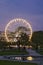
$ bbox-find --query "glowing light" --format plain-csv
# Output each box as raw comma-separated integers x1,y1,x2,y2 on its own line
29,45,32,49
5,18,32,42
14,38,18,42
27,56,33,61
15,57,22,60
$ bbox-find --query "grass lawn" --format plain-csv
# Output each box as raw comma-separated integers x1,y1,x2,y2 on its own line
0,49,28,55
0,60,37,65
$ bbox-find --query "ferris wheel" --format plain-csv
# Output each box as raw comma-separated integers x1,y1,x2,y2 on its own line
5,18,32,42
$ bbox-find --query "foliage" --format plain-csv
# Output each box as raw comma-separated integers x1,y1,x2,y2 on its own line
31,31,43,51
31,31,43,44
18,32,29,45
14,26,30,47
0,41,8,49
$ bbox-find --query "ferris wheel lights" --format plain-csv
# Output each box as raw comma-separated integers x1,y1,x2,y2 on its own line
5,18,32,42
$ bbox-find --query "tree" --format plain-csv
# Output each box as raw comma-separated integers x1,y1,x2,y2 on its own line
0,41,8,50
13,26,30,49
31,31,43,50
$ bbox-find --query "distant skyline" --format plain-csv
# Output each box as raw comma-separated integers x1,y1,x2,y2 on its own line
0,0,43,31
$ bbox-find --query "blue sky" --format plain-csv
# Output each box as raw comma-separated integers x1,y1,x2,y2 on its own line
0,0,43,31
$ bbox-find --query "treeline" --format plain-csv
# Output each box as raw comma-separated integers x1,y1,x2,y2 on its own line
31,31,43,48
0,31,43,49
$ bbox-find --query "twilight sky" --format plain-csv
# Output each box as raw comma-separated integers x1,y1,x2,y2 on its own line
0,0,43,31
